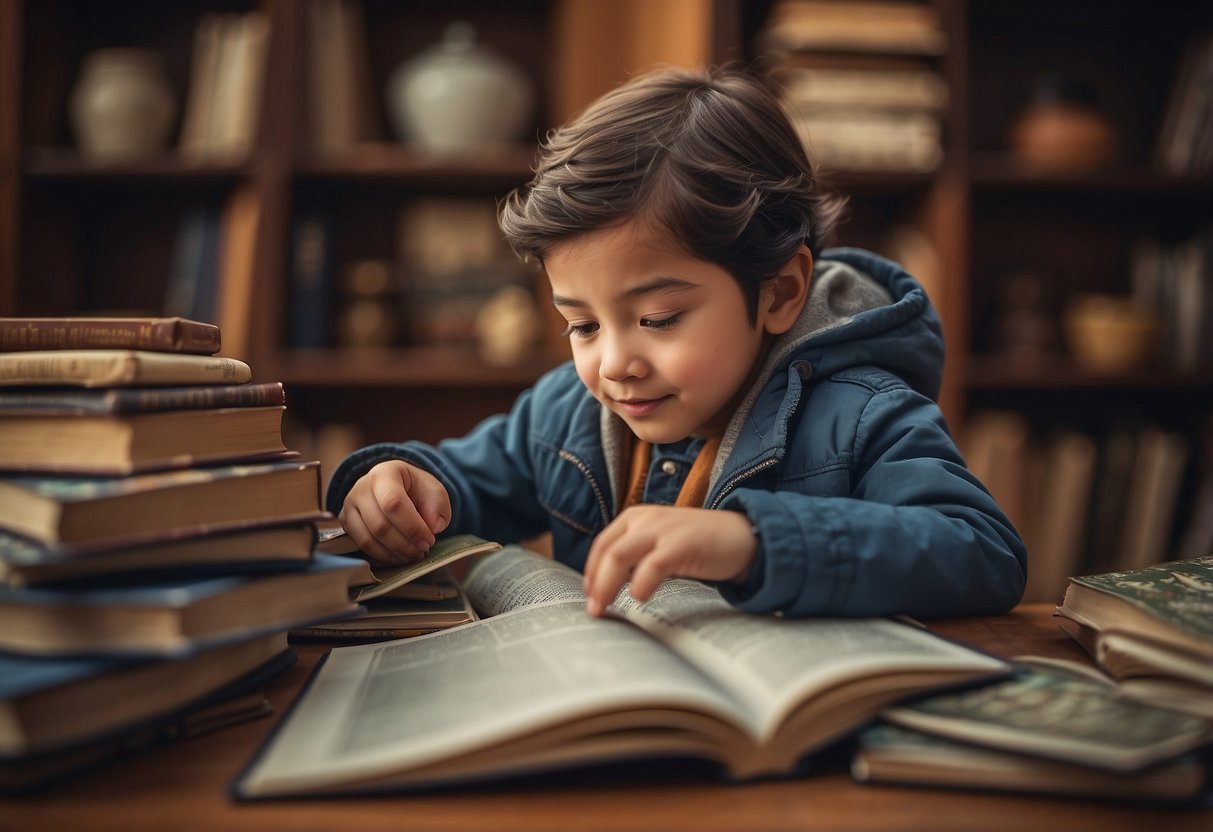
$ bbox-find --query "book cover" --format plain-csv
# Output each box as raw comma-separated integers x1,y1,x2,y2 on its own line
0,520,317,587
0,350,251,388
878,656,1213,773
0,553,366,656
0,381,285,415
0,459,326,548
851,723,1208,804
1062,555,1213,644
287,212,335,349
0,317,220,355
163,206,221,325
0,405,288,474
0,631,289,759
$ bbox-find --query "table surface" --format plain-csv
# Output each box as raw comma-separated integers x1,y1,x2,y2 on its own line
1,603,1209,832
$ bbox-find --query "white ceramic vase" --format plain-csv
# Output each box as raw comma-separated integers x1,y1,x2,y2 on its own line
387,22,535,152
69,48,176,160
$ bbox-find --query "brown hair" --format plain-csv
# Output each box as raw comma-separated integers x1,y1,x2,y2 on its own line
498,65,845,322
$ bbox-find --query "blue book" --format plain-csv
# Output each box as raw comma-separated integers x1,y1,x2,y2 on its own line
287,212,334,348
0,553,366,656
0,630,292,761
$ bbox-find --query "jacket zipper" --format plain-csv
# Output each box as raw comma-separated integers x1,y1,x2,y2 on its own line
558,449,612,528
708,457,780,510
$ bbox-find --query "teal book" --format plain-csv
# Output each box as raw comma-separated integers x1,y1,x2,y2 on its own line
1057,555,1213,693
0,553,366,656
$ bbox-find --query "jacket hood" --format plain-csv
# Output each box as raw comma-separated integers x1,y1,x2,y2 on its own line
768,246,944,398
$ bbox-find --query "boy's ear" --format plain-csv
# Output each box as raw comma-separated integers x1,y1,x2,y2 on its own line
761,245,813,335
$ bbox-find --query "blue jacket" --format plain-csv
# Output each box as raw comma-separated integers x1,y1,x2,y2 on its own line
327,248,1027,618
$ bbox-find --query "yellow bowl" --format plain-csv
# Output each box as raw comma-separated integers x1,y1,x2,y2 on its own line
1063,294,1159,373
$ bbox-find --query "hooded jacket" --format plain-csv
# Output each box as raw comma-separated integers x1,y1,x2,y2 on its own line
326,248,1027,618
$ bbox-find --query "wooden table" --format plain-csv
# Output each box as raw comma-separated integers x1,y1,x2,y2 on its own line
1,603,1208,832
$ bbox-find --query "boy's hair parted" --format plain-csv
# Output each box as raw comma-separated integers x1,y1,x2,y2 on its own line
498,65,846,322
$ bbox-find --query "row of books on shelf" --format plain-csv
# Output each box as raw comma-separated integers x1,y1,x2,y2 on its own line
962,409,1207,604
1131,227,1213,374
0,315,477,794
760,0,947,173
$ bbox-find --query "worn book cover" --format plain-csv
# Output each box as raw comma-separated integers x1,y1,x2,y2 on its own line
0,520,318,588
0,552,365,656
0,405,288,474
0,317,220,355
0,382,285,415
879,656,1213,773
0,459,326,548
0,350,251,387
0,631,290,759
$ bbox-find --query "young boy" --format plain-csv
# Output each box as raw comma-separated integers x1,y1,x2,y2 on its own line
328,66,1027,619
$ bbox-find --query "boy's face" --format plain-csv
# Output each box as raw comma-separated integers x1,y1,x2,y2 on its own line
545,219,773,443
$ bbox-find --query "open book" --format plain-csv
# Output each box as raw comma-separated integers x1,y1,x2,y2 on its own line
235,546,1009,797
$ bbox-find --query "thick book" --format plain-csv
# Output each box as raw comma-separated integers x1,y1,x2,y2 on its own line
852,724,1208,804
0,631,289,759
0,552,365,656
316,530,502,602
0,520,318,588
0,381,285,415
0,459,326,548
0,317,220,355
878,656,1213,774
1057,555,1213,692
233,546,1009,798
292,570,477,643
0,405,288,474
0,349,251,387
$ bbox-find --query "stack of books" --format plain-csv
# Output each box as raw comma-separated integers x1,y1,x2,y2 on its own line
853,557,1213,805
0,316,365,793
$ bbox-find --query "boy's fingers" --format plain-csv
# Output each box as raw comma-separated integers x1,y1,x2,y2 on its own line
374,473,435,550
402,466,452,536
342,504,416,565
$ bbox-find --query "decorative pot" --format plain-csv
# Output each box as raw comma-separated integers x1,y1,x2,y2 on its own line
387,22,535,152
69,48,176,160
1009,77,1116,170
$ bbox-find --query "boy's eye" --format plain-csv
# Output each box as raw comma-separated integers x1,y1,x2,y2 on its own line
561,322,599,338
640,313,682,331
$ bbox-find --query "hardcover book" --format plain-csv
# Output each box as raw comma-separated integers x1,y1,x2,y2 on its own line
0,350,251,387
0,552,365,656
0,459,326,548
234,546,1009,797
0,382,285,415
0,631,289,759
0,405,288,474
0,317,220,355
1057,555,1213,693
0,520,318,588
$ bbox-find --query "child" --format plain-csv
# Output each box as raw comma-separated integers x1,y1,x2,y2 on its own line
327,66,1027,619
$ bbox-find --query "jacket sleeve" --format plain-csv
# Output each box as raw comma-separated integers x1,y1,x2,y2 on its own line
324,386,551,545
717,384,1027,619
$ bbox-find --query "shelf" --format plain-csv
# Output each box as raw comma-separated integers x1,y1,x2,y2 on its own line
818,168,938,195
23,147,253,184
968,154,1213,194
295,143,537,188
965,355,1213,392
267,345,566,388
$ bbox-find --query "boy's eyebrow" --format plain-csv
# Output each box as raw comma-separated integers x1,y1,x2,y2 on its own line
551,276,697,308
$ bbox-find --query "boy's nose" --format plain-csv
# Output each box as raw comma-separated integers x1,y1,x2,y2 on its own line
599,334,646,381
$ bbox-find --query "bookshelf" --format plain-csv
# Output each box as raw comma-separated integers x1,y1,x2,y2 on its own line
2,1,1212,575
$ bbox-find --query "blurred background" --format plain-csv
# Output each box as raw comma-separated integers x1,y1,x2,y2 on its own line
2,0,1212,601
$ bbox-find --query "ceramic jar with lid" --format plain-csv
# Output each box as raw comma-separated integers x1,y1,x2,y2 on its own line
387,22,535,152
69,48,176,160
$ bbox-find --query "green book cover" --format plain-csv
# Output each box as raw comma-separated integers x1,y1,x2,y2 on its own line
1070,556,1213,642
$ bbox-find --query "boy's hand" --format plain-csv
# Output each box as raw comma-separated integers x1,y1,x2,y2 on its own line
338,460,451,566
582,506,756,617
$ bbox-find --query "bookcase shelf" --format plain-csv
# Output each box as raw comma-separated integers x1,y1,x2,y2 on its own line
268,345,564,389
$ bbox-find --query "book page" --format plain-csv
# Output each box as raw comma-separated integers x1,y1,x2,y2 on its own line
463,545,587,616
613,580,1009,743
237,598,753,796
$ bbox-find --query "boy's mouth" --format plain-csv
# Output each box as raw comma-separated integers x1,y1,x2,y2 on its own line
613,396,670,417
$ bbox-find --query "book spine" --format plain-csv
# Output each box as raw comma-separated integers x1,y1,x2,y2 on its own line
109,382,284,412
0,318,220,355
